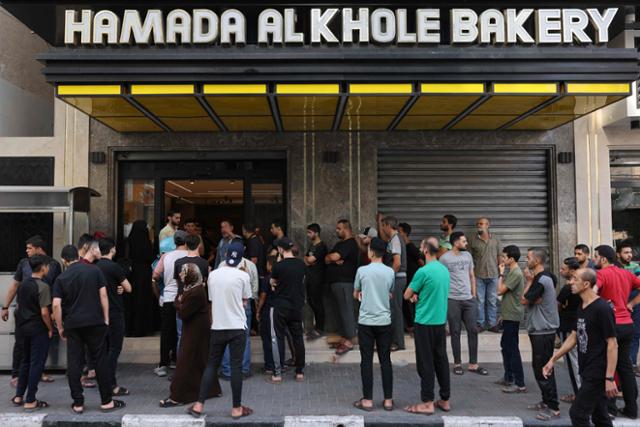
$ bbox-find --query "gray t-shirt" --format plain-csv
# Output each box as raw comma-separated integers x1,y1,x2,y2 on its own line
439,250,474,300
387,232,407,277
526,274,560,335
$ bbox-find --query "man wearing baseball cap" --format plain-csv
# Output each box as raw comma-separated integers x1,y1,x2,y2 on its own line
189,242,253,419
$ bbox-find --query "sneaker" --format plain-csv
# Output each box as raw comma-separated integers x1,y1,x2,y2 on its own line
502,385,527,394
154,366,168,377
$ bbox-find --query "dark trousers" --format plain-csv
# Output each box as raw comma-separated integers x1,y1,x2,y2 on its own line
358,323,393,400
66,324,112,406
330,282,356,340
16,332,50,403
306,277,325,332
447,298,478,364
272,307,305,376
529,333,559,411
570,377,613,427
415,323,450,402
198,329,245,408
160,302,177,367
630,289,640,366
106,314,125,389
608,324,638,417
259,307,275,371
391,276,406,349
12,332,24,377
500,320,525,387
559,331,580,394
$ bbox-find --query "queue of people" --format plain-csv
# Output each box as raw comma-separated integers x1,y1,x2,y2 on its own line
3,210,640,426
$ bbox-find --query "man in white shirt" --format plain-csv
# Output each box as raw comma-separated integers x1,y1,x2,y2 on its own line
220,257,259,379
189,242,253,420
152,231,188,377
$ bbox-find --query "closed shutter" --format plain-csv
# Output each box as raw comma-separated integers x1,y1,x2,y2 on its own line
377,149,551,256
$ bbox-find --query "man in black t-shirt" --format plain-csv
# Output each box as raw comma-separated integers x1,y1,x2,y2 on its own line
269,238,306,383
556,257,582,403
399,222,424,332
96,238,132,397
543,268,618,427
13,255,53,410
325,219,359,355
243,223,266,277
174,234,210,295
2,235,61,384
52,245,125,414
304,223,328,338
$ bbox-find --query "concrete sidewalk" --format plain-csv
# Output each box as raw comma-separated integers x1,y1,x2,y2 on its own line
0,362,638,426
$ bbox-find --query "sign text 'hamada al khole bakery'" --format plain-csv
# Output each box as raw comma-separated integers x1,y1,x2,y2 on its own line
64,7,619,46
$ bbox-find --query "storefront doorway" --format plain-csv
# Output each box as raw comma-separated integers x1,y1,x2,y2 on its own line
610,150,640,251
118,152,286,248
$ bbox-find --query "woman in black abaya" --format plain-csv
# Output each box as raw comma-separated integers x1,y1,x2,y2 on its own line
125,220,157,337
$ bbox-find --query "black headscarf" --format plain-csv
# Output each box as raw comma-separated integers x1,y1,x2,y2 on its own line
127,220,154,263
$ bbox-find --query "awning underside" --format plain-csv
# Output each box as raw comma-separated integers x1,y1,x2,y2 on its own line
56,82,631,132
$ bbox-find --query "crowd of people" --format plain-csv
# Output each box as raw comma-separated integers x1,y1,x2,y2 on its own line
3,211,640,425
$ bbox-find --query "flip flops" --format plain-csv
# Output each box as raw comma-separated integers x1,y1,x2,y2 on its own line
436,400,451,412
101,399,126,413
383,400,394,411
11,396,22,406
24,400,49,412
40,375,55,383
159,398,183,408
231,406,253,419
468,366,489,376
71,403,84,414
187,405,203,418
403,404,434,416
353,399,374,412
112,386,130,396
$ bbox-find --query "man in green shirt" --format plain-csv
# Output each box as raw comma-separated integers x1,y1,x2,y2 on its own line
403,239,450,415
497,245,526,394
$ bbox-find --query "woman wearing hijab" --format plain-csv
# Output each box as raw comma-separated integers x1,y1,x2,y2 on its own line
160,263,221,407
126,220,156,337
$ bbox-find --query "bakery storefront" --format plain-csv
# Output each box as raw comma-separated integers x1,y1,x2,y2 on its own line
2,0,639,270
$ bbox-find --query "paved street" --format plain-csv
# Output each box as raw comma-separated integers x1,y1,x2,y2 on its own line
1,361,633,426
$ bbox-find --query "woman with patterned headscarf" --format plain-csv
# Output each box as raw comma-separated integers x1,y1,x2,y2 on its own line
159,263,221,407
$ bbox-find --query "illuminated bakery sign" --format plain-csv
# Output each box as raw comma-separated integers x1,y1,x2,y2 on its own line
64,7,618,46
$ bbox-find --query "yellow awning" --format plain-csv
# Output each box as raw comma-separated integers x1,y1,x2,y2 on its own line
56,82,631,133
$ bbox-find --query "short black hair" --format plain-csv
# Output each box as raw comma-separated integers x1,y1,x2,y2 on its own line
369,237,387,258
167,210,180,218
174,233,187,247
185,234,200,250
528,247,548,266
61,245,79,262
574,244,590,255
77,233,93,250
242,223,255,233
618,240,634,253
307,223,321,234
563,256,581,271
337,219,352,229
398,222,411,236
184,218,196,226
25,235,46,250
450,231,465,246
28,255,50,272
271,220,285,231
98,237,116,255
502,245,521,262
595,245,616,264
443,214,458,229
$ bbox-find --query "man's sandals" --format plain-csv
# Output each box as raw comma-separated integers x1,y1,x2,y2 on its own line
24,400,49,412
187,405,253,419
335,344,353,356
159,398,183,408
404,401,449,415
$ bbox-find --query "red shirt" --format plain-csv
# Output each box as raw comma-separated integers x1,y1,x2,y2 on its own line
596,266,640,325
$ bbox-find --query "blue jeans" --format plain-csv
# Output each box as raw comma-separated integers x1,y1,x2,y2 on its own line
221,302,252,376
476,277,498,328
630,290,640,366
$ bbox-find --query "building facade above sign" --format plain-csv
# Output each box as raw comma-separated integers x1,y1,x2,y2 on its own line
64,7,619,47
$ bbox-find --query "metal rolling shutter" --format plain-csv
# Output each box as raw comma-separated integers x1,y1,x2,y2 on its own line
377,149,551,255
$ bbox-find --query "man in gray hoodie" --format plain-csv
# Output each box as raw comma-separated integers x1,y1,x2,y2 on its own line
523,248,560,422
